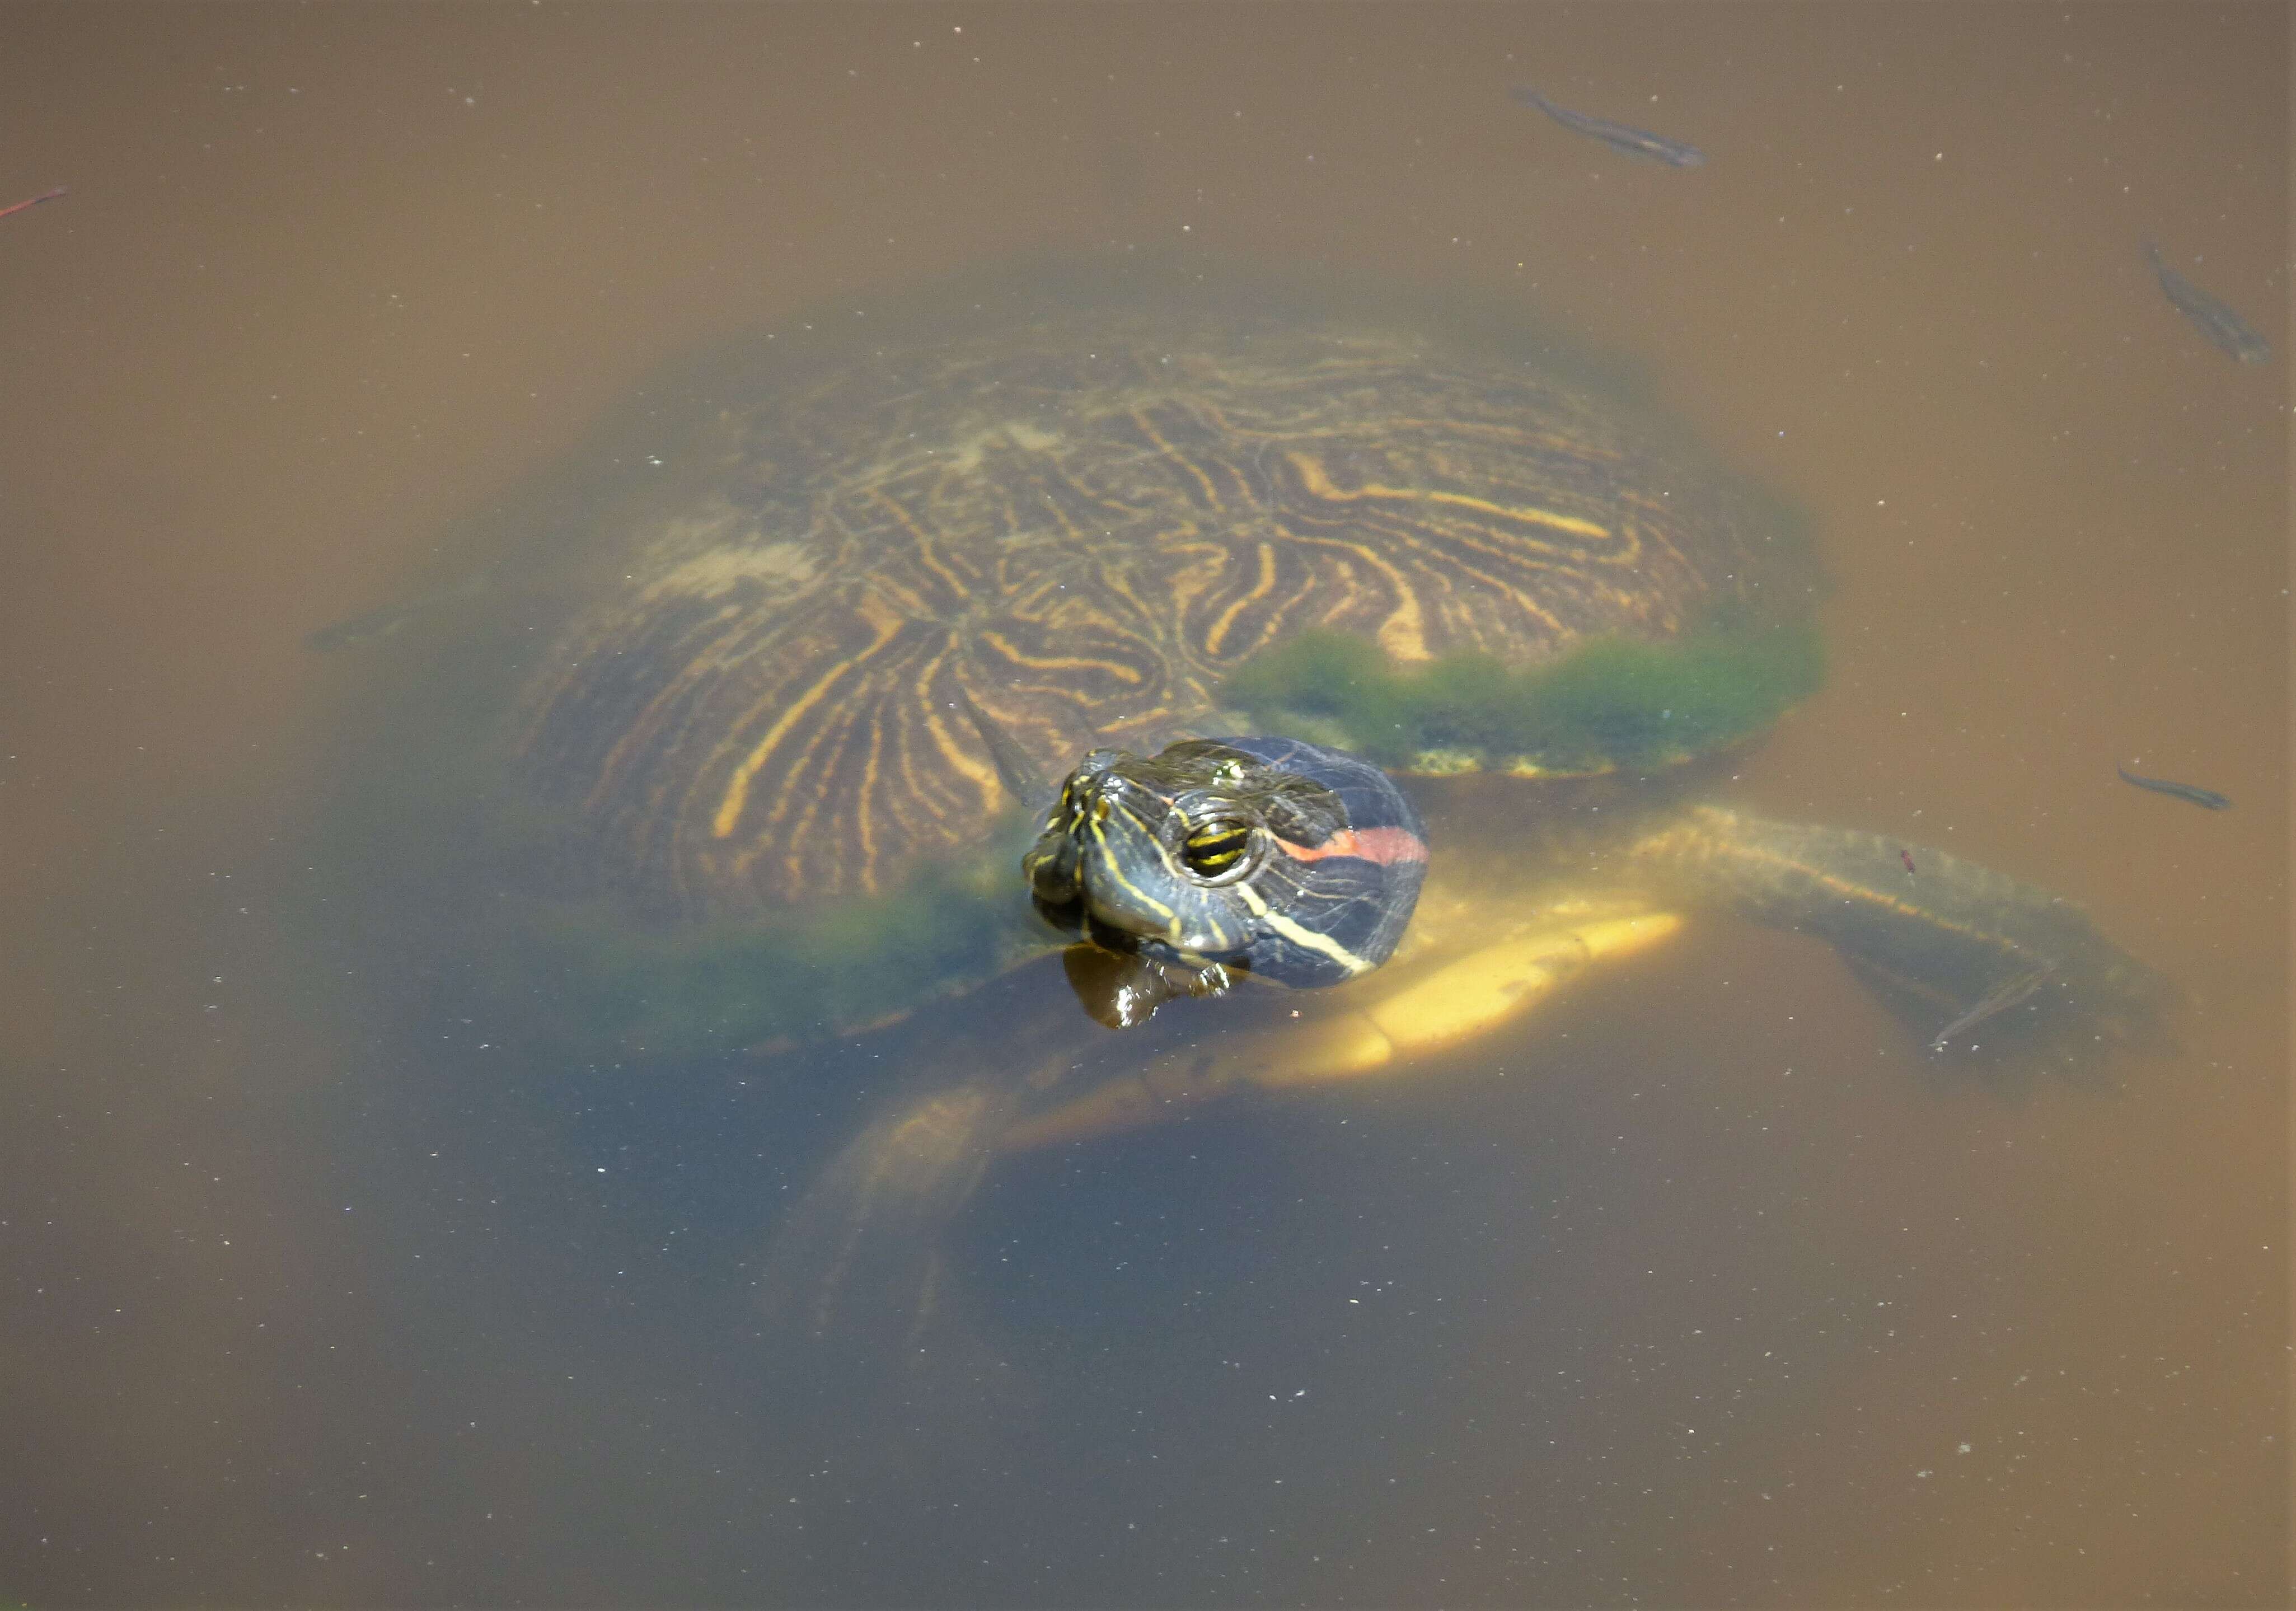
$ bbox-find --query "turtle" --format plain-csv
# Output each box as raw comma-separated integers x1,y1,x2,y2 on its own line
324,260,2164,1364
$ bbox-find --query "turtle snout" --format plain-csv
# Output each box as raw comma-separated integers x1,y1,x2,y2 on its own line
1023,827,1084,906
1022,752,1132,908
1022,769,1183,939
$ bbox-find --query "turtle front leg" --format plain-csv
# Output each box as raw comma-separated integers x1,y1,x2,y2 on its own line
998,907,1685,1154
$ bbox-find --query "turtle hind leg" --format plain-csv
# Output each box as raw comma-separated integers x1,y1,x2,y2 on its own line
1636,806,2172,1065
753,1081,1029,1421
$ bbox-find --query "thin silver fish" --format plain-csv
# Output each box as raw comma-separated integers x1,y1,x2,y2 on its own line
1510,87,1705,168
1929,962,2058,1055
2117,764,2231,811
2144,241,2270,365
304,567,494,653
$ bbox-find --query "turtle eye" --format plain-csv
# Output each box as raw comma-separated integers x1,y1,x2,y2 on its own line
1182,818,1254,882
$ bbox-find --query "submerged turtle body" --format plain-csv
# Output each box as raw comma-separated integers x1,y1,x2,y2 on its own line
484,275,1821,1049
332,262,2163,1373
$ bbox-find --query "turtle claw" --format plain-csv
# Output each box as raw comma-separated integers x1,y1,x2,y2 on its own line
1059,943,1233,1029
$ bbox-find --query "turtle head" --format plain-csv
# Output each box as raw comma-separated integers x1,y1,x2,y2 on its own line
1024,743,1268,962
1022,737,1428,987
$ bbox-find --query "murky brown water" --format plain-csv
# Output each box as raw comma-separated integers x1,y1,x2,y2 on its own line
2,4,2284,1606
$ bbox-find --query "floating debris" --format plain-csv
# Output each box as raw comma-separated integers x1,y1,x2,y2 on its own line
0,185,67,222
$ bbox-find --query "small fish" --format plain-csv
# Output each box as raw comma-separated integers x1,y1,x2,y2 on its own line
1929,962,2057,1055
1899,848,1917,877
2117,764,2231,811
303,598,427,653
2144,241,2270,365
0,185,67,222
1510,87,1706,168
304,568,494,653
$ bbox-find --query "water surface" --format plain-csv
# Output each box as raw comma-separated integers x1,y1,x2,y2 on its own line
1,5,2284,1606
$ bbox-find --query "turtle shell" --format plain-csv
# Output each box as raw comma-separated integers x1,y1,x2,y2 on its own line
508,278,1820,941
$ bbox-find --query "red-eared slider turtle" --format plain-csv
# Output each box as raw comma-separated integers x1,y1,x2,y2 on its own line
325,262,2162,1356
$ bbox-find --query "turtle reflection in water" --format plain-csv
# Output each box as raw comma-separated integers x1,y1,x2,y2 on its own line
334,264,2164,1362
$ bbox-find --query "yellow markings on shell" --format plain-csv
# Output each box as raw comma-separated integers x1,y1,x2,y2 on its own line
908,535,971,605
1160,535,1228,623
858,568,935,622
919,696,1005,814
1128,408,1226,508
1202,541,1280,659
867,486,937,552
711,594,906,840
1026,458,1102,544
1500,754,1623,779
870,488,971,603
903,642,969,813
1281,452,1610,543
1091,556,1182,655
1374,593,1428,663
579,598,752,817
744,678,868,890
851,701,885,889
977,630,1146,682
1309,529,1429,663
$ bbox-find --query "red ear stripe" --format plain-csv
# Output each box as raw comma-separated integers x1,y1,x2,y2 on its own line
1272,826,1428,867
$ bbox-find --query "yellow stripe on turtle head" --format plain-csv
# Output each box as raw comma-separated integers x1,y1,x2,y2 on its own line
1234,879,1376,977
